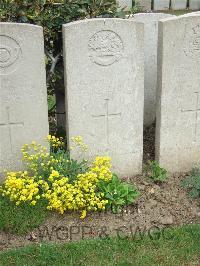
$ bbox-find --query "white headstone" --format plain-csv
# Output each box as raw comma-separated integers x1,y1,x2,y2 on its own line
63,19,144,176
156,13,200,172
189,0,200,10
154,0,170,10
138,0,151,11
0,23,49,178
171,0,187,10
132,13,175,126
118,0,132,10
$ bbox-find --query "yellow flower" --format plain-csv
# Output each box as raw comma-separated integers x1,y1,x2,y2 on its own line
31,200,37,206
80,209,87,219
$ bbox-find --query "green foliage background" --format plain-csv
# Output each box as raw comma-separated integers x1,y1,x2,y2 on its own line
0,0,123,97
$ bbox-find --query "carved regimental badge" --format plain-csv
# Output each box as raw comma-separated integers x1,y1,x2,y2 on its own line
0,35,22,75
184,24,200,58
88,30,124,66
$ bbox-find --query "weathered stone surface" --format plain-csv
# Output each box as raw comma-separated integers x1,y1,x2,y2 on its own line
118,0,132,10
63,19,144,176
138,0,151,11
171,0,187,10
154,0,170,10
189,0,200,10
156,13,200,172
131,13,175,126
0,23,49,179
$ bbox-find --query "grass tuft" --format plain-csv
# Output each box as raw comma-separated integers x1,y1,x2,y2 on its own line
0,196,49,235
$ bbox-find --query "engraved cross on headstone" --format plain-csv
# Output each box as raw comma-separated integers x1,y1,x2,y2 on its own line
92,99,121,147
182,92,200,142
0,107,24,152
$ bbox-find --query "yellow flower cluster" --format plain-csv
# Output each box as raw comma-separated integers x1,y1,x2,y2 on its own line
47,135,65,149
21,139,68,177
21,142,49,174
0,136,112,219
0,171,40,206
71,136,88,152
45,156,112,215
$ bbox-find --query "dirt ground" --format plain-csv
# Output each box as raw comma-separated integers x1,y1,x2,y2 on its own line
0,125,200,251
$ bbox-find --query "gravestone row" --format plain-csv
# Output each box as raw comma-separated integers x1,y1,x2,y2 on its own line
0,12,200,180
118,0,200,11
